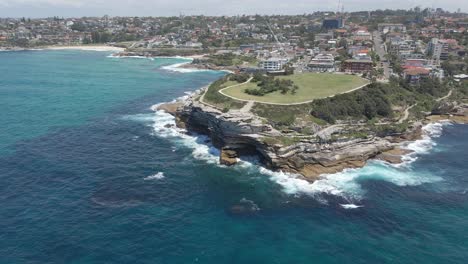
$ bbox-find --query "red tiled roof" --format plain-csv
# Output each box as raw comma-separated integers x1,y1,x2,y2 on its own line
404,67,430,75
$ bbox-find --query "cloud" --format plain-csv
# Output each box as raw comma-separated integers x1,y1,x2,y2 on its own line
0,0,84,7
0,0,465,17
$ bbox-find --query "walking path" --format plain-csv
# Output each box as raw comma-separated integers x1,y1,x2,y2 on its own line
398,104,417,123
218,77,253,96
436,89,453,102
239,100,255,113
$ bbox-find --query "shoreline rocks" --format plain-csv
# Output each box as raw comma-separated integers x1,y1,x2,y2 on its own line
220,148,239,166
376,147,414,164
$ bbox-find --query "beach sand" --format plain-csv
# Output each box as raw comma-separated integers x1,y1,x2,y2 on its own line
44,45,125,52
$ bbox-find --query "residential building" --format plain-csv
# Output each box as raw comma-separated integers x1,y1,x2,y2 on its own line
307,54,335,72
258,58,288,72
403,67,430,85
342,59,373,73
352,30,372,41
426,38,449,65
378,23,407,34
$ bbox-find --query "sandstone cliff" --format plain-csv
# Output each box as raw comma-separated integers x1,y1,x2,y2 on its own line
159,97,403,181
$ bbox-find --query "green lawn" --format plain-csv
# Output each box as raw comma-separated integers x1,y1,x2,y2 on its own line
222,73,369,104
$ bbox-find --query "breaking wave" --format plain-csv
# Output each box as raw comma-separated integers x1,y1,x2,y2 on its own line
149,104,220,163
144,172,165,181
107,54,155,60
161,61,214,73
340,204,364,209
399,121,451,166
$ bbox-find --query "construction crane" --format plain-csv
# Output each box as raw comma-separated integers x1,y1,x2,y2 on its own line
265,19,285,57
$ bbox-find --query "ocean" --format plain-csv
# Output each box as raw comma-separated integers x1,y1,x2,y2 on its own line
1,50,467,263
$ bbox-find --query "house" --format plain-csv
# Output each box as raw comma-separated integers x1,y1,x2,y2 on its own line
314,32,334,41
403,59,429,68
352,30,372,41
403,67,430,85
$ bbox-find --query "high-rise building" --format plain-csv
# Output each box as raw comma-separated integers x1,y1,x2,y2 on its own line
426,38,449,65
322,18,344,29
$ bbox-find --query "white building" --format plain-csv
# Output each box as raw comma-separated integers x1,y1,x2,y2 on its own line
378,23,407,34
426,38,449,65
258,58,288,72
307,54,335,72
352,30,372,41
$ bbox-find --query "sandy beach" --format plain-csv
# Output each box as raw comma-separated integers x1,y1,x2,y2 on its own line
44,45,125,52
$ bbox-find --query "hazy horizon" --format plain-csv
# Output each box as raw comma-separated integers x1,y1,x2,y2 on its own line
0,0,466,18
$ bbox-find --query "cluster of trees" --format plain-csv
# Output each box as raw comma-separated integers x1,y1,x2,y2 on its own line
310,83,393,123
229,73,250,83
397,77,450,98
197,53,257,67
245,74,298,96
310,76,454,124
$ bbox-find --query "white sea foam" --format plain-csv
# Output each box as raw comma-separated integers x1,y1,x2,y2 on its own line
244,153,442,202
397,121,451,167
107,55,155,60
144,172,165,180
161,61,215,73
340,204,364,209
150,106,219,164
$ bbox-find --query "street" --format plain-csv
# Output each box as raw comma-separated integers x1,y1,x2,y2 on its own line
373,31,391,79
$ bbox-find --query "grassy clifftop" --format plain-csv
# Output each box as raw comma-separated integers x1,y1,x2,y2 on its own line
222,73,369,104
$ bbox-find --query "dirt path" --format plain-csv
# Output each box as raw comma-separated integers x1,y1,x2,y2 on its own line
436,89,453,102
239,100,255,113
398,104,417,124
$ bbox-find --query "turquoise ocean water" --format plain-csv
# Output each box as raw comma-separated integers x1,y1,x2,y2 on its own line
1,50,467,263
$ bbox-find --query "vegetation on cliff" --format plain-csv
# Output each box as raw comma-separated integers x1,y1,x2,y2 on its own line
203,75,246,110
193,53,258,67
310,77,453,124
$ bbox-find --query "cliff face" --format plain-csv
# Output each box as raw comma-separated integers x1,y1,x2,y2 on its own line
172,99,395,181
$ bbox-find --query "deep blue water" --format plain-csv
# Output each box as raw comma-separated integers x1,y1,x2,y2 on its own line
1,50,467,264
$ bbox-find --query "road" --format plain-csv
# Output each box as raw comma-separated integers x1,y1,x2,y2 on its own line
373,31,391,79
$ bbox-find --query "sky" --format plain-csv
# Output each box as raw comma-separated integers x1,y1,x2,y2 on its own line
0,0,465,18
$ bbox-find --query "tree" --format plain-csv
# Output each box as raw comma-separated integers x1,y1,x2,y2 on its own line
441,61,457,77
71,22,86,32
284,64,294,75
338,38,348,49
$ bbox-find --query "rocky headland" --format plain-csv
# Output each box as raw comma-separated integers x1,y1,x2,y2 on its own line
156,89,467,182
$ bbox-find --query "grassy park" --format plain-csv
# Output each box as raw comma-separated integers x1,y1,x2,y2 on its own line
221,73,369,104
